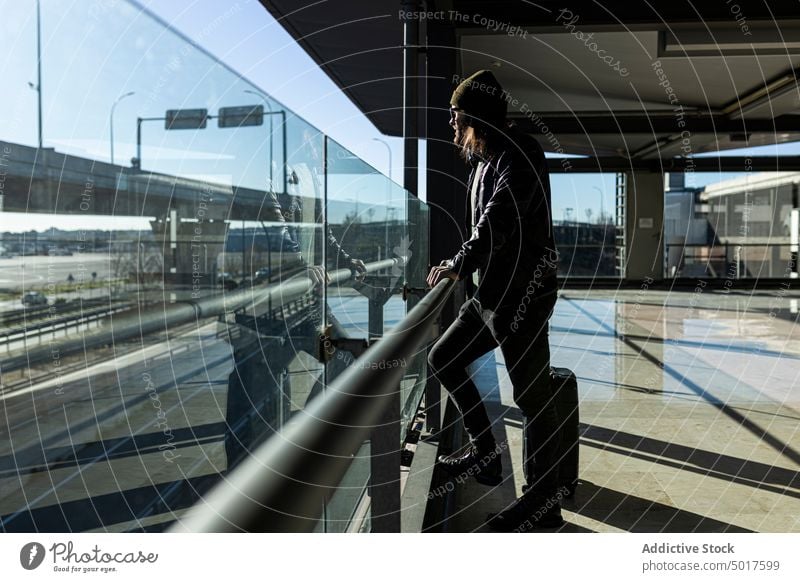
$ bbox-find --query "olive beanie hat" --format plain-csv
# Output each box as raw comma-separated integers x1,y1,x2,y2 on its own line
450,69,507,124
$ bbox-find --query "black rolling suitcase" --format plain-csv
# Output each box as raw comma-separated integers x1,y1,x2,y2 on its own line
523,366,580,498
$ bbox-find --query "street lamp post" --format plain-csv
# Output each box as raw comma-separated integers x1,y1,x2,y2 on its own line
372,137,392,182
372,137,393,261
244,90,287,285
244,89,287,194
244,89,275,190
32,0,43,149
593,186,605,225
110,91,135,165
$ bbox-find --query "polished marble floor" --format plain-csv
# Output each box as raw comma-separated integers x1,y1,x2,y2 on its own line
447,288,800,533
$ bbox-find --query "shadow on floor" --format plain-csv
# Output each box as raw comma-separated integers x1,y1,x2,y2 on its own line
581,423,800,499
563,480,753,533
562,297,800,468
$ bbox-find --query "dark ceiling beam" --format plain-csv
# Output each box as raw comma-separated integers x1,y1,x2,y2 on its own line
450,1,800,31
512,114,800,135
548,156,800,173
259,0,405,135
259,1,800,137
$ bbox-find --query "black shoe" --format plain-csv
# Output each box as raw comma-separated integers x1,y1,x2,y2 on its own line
437,443,502,486
485,491,564,532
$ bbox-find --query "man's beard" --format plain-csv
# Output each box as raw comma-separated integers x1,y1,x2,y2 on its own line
453,126,471,158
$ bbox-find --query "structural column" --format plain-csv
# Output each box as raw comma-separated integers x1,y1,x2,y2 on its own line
422,20,465,433
425,21,464,266
402,0,420,198
624,170,665,282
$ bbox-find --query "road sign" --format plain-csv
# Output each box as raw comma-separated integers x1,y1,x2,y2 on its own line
165,108,208,130
218,105,264,128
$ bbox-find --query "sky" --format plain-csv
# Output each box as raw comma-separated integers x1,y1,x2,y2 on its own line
1,0,796,233
137,0,404,180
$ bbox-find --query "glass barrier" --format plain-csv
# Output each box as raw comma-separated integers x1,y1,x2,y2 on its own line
665,243,794,279
0,0,425,533
324,138,408,344
321,138,413,531
401,195,430,432
552,227,617,277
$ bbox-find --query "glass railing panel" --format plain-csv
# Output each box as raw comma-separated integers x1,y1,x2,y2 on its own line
0,0,326,532
1,0,431,534
321,136,409,532
323,137,407,342
400,194,430,434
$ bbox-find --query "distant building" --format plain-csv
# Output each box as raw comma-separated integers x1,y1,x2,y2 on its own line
666,171,797,278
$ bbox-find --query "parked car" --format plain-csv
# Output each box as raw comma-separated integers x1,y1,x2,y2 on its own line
254,267,272,282
216,272,238,290
21,291,48,307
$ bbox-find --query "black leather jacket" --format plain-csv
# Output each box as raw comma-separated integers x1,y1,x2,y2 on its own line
449,126,558,310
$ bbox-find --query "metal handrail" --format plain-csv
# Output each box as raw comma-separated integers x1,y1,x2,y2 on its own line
0,259,399,373
664,241,795,279
171,277,454,533
666,242,792,248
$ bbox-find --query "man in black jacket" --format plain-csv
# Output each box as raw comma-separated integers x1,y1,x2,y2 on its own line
426,70,563,531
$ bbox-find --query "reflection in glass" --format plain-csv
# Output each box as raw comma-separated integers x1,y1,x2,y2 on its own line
0,0,422,533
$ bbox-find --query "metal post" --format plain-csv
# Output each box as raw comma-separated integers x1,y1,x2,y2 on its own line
110,92,135,165
322,135,329,367
725,241,730,275
260,221,273,284
374,137,393,263
402,0,420,198
372,137,392,182
243,89,276,191
369,385,401,532
792,183,799,279
138,242,144,289
35,0,43,149
593,185,604,223
170,209,178,279
136,117,142,167
424,344,441,433
281,111,288,194
368,298,384,340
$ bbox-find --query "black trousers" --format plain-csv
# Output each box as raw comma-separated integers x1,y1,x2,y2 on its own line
428,293,561,495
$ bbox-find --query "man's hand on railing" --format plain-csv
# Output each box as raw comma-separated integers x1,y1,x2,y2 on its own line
350,259,367,283
426,260,459,288
305,265,330,287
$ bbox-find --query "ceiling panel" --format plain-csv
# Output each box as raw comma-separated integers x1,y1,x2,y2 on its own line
261,0,800,157
460,33,800,114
